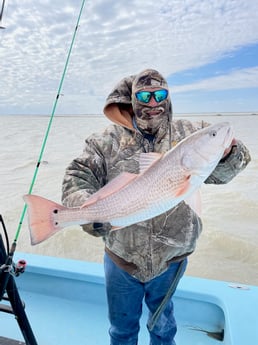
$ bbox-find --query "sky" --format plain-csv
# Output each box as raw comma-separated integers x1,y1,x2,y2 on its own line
0,0,258,115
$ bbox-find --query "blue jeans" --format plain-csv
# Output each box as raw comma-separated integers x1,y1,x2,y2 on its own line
104,253,187,345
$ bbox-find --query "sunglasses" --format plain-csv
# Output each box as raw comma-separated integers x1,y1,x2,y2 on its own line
135,89,168,103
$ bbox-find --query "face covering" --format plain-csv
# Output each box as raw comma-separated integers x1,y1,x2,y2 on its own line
132,69,172,135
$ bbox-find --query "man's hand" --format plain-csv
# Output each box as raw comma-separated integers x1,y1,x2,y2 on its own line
81,222,112,237
93,222,112,233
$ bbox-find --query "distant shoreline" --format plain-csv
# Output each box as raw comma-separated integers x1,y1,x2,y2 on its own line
1,112,258,117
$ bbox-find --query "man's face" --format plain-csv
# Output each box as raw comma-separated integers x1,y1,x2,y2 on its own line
132,87,170,134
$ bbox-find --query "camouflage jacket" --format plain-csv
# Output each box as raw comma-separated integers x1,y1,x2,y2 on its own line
62,77,251,282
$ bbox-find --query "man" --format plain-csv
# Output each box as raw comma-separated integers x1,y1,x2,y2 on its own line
62,69,251,345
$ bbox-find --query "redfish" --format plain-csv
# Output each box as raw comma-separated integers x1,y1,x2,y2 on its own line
24,122,233,245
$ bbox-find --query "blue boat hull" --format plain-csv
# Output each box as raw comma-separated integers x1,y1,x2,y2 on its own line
0,252,257,344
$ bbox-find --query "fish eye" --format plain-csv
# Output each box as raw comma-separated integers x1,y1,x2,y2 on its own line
210,130,217,137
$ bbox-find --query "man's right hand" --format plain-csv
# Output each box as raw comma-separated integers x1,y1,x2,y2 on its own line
81,222,112,237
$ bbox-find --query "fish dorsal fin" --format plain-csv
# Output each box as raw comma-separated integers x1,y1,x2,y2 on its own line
81,172,138,208
139,152,163,174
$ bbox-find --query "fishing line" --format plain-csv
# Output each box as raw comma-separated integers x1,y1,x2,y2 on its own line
10,0,86,255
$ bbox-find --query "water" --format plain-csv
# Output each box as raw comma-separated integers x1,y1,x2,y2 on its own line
0,114,257,285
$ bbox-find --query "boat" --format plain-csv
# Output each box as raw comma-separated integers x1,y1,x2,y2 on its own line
1,240,257,345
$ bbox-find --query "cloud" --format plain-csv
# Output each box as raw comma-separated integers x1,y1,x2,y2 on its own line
0,0,258,114
172,67,258,93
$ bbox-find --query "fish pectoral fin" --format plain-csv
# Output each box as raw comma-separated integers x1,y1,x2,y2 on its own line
81,172,138,208
139,152,163,174
174,175,191,197
185,189,202,217
173,176,202,216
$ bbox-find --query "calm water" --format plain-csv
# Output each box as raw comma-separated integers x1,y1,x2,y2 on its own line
0,114,257,285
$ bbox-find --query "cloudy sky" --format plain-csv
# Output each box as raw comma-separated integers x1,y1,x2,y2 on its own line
1,0,258,115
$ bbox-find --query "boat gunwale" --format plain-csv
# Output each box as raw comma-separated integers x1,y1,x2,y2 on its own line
13,252,258,345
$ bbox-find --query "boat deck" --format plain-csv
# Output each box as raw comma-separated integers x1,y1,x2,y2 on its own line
0,253,257,345
1,290,222,345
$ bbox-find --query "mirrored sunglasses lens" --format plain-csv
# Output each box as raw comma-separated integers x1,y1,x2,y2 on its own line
136,91,151,103
154,89,168,102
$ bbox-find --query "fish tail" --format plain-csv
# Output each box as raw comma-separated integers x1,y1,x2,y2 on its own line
23,194,67,245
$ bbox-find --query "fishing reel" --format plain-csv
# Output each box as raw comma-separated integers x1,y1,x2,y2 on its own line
0,215,26,277
0,259,26,277
14,259,27,276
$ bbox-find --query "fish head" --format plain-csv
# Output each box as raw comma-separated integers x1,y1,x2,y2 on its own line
181,122,234,176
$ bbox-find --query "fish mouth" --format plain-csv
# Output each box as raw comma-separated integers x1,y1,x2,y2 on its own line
223,125,234,149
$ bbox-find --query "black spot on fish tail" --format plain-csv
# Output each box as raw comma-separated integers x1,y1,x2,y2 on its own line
53,209,59,226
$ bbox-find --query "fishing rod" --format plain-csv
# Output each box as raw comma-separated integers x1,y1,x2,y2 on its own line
0,1,86,343
0,0,6,29
1,0,86,267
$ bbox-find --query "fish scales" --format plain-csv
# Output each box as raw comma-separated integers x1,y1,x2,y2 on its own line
77,161,184,225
